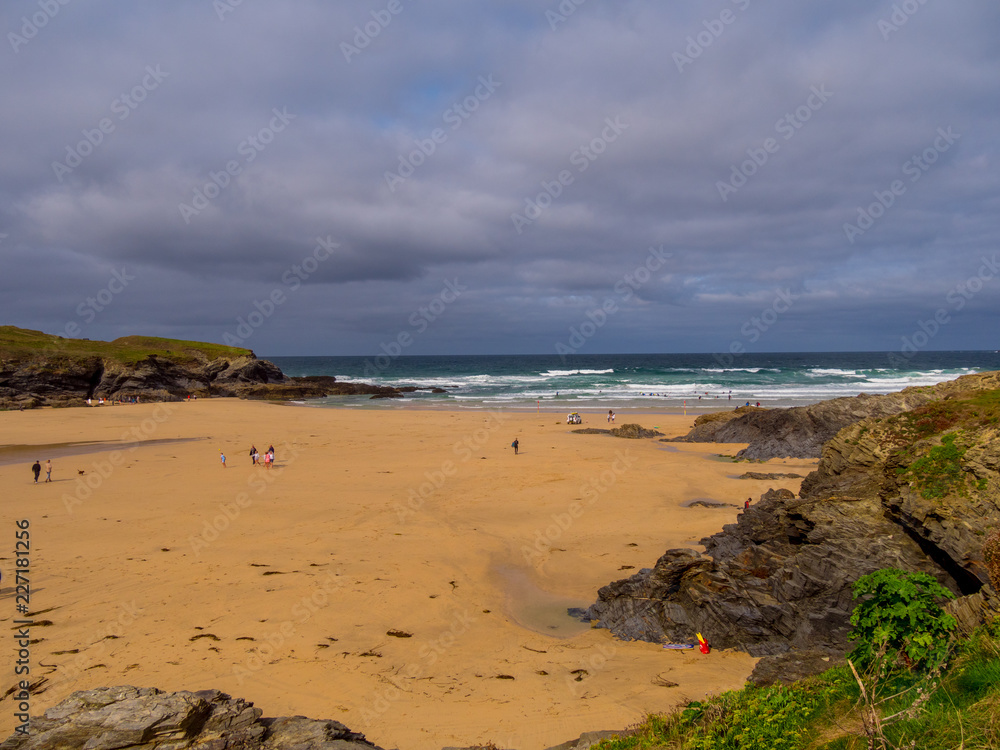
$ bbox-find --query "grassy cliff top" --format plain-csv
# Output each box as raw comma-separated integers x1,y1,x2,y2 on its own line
0,326,252,365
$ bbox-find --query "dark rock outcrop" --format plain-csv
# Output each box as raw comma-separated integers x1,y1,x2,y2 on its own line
0,686,383,750
585,490,943,656
0,327,420,407
664,372,1000,460
738,472,803,480
748,648,844,687
571,424,663,438
587,373,1000,666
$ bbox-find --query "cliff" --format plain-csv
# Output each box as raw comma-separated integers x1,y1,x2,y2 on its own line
587,372,1000,672
0,326,414,407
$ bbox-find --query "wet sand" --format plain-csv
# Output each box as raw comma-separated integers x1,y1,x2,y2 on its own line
0,400,815,750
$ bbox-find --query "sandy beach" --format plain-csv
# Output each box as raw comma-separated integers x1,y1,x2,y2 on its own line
0,400,816,750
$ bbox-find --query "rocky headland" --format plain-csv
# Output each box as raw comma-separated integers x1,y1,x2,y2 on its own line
664,371,1000,459
0,326,440,408
587,371,1000,680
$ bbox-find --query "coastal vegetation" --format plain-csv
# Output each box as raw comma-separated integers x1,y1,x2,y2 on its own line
0,325,251,365
592,572,999,750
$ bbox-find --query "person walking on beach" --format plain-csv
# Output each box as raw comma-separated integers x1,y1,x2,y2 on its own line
31,460,41,483
608,410,616,423
220,451,227,468
250,445,258,465
45,459,52,483
511,438,519,455
267,445,275,461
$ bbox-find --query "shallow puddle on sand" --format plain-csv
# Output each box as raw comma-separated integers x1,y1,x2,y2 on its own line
494,566,593,638
0,437,204,466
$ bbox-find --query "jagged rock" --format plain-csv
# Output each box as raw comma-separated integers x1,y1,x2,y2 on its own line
0,686,382,750
586,493,942,655
586,374,1000,659
664,372,1000,460
572,424,662,438
984,529,1000,592
609,424,663,439
748,648,844,687
738,472,803,480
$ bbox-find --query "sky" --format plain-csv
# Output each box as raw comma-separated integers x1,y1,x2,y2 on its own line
2,0,999,357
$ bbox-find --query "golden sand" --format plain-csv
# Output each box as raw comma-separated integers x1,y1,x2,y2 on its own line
0,400,815,749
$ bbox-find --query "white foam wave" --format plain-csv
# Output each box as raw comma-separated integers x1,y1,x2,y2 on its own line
541,369,615,376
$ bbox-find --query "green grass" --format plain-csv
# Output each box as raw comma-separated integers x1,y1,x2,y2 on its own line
890,389,1000,443
591,622,1000,750
0,325,250,365
897,432,972,500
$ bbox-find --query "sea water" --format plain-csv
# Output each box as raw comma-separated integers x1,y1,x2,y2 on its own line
267,351,1000,411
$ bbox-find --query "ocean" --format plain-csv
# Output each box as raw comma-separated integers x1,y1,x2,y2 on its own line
266,351,1000,412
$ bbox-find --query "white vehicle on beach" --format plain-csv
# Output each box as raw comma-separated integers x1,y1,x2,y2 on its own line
566,412,582,424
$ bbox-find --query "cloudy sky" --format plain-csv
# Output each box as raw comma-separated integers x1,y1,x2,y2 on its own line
2,1,998,356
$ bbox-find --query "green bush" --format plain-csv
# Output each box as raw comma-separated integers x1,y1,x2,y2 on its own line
680,684,825,750
848,568,957,671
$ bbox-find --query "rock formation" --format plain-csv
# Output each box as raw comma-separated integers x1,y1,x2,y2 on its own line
0,326,426,408
664,371,1000,460
587,373,1000,673
0,686,620,750
0,686,383,750
571,424,664,438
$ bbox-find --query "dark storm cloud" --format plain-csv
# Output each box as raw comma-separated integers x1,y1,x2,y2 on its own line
2,0,998,355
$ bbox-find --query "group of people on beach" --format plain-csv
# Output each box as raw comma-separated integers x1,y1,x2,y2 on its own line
249,445,276,468
31,459,52,483
219,444,275,468
87,396,141,405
